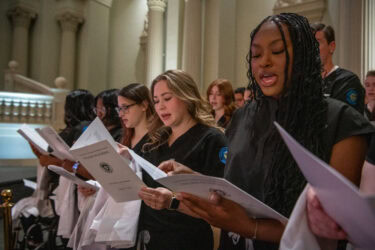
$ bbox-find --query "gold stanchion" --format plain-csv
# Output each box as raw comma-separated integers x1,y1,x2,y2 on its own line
1,189,14,250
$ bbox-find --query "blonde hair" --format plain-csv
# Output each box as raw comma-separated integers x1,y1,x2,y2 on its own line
145,69,219,151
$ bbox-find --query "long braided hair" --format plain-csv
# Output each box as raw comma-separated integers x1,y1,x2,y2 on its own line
247,13,328,216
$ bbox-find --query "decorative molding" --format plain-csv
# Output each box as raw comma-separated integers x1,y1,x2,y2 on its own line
273,0,326,23
56,10,84,32
148,0,167,12
7,5,37,28
140,13,149,47
92,0,113,8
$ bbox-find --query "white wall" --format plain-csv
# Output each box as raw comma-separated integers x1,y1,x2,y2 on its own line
234,0,277,89
107,0,148,89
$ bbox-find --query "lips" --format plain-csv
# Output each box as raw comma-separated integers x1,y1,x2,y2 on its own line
259,72,277,87
160,113,171,121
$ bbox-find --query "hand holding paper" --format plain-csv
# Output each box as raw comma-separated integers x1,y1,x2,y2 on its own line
274,122,375,248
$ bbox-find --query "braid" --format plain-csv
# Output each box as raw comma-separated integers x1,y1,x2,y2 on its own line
248,13,328,216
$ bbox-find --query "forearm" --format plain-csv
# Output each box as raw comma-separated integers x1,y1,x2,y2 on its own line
232,217,285,243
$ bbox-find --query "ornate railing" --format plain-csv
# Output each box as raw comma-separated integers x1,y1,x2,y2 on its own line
0,91,53,124
1,61,69,129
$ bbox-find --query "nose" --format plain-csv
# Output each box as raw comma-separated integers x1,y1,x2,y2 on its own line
259,52,272,68
157,99,166,110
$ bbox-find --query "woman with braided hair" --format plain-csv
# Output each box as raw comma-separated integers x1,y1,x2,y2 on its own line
158,13,374,249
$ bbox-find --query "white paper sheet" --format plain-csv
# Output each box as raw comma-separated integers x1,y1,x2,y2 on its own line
17,124,49,154
36,126,75,161
71,117,117,151
157,174,288,224
23,178,37,190
127,149,287,223
48,165,99,190
275,122,375,248
70,140,145,202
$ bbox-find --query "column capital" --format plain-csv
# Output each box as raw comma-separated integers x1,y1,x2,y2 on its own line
7,5,37,28
56,10,84,32
148,0,167,12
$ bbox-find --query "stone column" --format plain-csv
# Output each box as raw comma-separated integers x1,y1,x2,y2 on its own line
182,0,202,87
7,6,37,76
146,0,167,86
56,11,83,90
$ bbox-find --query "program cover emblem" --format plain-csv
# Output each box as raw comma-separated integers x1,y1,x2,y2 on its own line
99,162,113,173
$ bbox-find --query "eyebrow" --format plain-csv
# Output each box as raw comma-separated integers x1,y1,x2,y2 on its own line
153,92,173,98
252,38,284,48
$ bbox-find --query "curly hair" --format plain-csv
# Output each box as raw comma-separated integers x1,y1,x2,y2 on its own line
145,69,219,151
118,83,155,147
247,13,328,216
206,79,236,127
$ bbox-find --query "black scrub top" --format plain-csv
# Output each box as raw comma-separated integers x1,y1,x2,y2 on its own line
366,133,375,164
139,123,227,250
108,125,123,143
219,97,375,250
323,68,365,114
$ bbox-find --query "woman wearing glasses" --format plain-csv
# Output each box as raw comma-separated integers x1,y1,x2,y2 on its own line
69,84,155,250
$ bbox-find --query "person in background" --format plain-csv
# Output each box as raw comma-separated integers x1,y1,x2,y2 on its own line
207,79,236,128
364,70,375,120
62,89,123,180
244,86,253,102
234,87,246,108
94,89,123,141
311,23,365,113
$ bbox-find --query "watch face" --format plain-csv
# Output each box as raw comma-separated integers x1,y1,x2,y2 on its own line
169,197,180,210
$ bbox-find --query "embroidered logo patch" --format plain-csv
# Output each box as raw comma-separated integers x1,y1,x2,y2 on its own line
219,147,228,164
346,89,358,105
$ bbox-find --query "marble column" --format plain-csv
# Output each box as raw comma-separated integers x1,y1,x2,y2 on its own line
182,0,202,87
146,0,167,86
56,11,83,90
7,6,37,76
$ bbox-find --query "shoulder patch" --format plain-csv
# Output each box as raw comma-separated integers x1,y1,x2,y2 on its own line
346,89,358,105
219,146,228,165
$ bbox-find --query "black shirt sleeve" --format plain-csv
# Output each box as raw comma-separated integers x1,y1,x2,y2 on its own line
366,134,375,165
199,131,227,178
330,72,365,113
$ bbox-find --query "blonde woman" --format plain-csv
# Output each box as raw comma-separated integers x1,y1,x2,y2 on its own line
137,70,227,250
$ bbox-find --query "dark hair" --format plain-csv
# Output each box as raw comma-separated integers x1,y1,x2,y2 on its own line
206,79,236,127
310,23,335,44
366,70,375,78
95,89,122,128
234,87,245,95
118,83,155,147
64,89,95,128
247,13,328,216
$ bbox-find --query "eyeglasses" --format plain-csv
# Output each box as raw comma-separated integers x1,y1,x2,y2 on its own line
115,103,137,115
93,107,106,115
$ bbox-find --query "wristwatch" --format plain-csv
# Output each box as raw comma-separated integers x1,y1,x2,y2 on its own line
72,162,79,174
168,195,180,210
